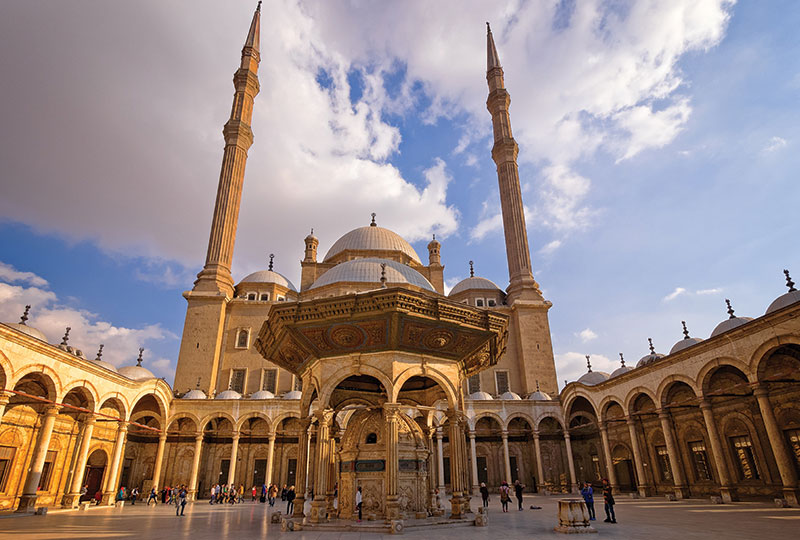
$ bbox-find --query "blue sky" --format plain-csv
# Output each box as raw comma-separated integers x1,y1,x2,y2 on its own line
1,0,798,387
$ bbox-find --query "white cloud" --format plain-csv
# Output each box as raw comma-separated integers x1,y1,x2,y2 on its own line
554,351,614,389
443,276,463,296
0,262,49,288
539,240,562,256
696,287,722,295
577,328,598,342
0,261,177,378
762,136,787,154
663,287,687,302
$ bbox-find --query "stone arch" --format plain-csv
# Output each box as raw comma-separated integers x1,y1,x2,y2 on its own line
623,387,658,416
61,382,99,414
702,363,752,399
10,365,60,402
471,411,505,431
391,366,457,408
598,397,626,422
562,391,599,420
697,357,753,394
272,411,300,428
749,333,800,374
200,412,237,432
536,415,564,432
97,392,130,421
235,411,272,433
504,411,536,431
166,412,200,433
0,348,13,390
318,365,394,409
656,374,700,408
129,390,169,421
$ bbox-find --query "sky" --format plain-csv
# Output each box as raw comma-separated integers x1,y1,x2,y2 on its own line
1,0,798,389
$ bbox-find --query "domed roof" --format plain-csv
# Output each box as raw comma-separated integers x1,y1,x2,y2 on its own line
766,270,800,314
215,388,242,400
610,365,632,378
283,390,302,400
710,300,752,338
87,345,118,373
183,388,207,399
468,391,494,400
499,391,521,400
449,277,502,296
637,339,664,368
528,390,552,401
324,222,421,264
309,258,435,291
119,348,156,381
238,270,297,292
250,389,275,400
3,306,46,341
669,321,703,354
577,371,609,385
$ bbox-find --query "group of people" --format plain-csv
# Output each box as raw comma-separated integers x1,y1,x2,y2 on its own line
580,478,617,524
480,480,526,512
209,483,249,504
112,485,188,515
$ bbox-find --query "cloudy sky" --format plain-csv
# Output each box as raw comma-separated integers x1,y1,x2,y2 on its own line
1,0,798,388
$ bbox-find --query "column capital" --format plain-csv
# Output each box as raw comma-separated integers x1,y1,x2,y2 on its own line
533,430,540,439
117,422,129,433
299,416,313,429
501,429,509,440
563,430,571,440
43,405,61,417
158,432,167,442
699,398,713,410
268,431,277,441
0,393,10,405
81,414,97,426
435,426,444,439
751,383,769,398
231,431,241,441
194,432,204,441
598,421,608,431
314,408,334,426
383,402,401,421
657,409,671,420
468,430,476,439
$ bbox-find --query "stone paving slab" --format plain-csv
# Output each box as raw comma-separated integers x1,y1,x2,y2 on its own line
0,495,797,539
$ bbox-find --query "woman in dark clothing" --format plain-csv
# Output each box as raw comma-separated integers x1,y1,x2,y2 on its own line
602,478,616,523
479,482,489,508
514,480,525,511
286,485,296,515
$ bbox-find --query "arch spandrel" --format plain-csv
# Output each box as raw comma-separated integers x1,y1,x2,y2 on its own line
61,381,100,414
10,364,61,402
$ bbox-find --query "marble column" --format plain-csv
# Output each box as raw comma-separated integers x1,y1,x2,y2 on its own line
436,427,445,492
384,404,401,520
325,434,337,518
17,406,61,511
698,399,735,502
188,433,203,501
533,430,545,491
626,416,650,497
101,422,129,505
447,411,465,518
227,431,240,486
469,430,479,492
309,410,331,523
63,416,96,507
563,431,578,493
293,417,312,518
753,385,800,505
425,427,437,509
501,430,512,484
265,432,276,486
659,410,688,499
599,422,618,491
151,433,167,490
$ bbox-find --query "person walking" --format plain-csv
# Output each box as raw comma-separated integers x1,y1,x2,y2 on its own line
355,486,363,522
269,484,278,507
286,485,296,515
514,480,525,511
176,485,187,516
602,478,616,523
580,481,595,521
281,484,287,501
147,487,158,505
210,484,216,504
499,481,510,512
251,485,257,502
130,486,139,505
479,482,489,508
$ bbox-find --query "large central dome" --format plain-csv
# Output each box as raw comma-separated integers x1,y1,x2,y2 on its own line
309,258,434,291
324,225,421,264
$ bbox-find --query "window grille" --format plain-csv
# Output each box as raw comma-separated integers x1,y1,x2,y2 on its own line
495,371,509,395
468,374,481,394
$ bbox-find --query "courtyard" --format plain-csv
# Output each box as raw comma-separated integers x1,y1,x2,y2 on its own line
1,495,798,540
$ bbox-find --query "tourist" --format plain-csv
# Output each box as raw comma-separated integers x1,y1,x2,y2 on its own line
130,486,139,505
238,483,244,503
116,486,126,502
499,481,510,512
251,485,257,502
229,485,237,504
210,484,216,504
286,485,296,515
602,478,616,524
281,484,287,501
80,484,88,500
268,484,278,506
514,480,525,510
356,486,363,522
161,486,168,504
93,490,102,505
147,487,158,505
480,482,489,508
580,481,595,521
177,485,187,516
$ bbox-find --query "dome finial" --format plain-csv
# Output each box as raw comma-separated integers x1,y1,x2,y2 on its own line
370,212,377,227
196,377,202,389
380,263,388,288
60,327,71,346
95,344,104,361
585,354,592,372
136,347,144,366
268,253,274,271
784,269,797,292
535,379,540,391
725,298,735,319
432,233,436,241
19,304,30,325
648,338,655,355
619,352,625,367
469,260,475,277
256,0,262,12
310,228,314,236
682,320,690,340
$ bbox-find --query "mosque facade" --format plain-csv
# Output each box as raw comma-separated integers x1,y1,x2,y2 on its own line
0,3,798,521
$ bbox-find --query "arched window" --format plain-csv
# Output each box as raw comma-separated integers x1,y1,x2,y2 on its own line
365,433,377,444
236,329,249,349
260,293,269,301
247,293,256,301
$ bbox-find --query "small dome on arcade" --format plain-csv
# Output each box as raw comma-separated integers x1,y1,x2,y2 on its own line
238,254,297,292
250,389,275,400
710,299,753,338
637,338,665,368
468,391,494,400
283,390,302,400
90,344,118,373
215,386,242,400
3,305,48,342
182,378,207,399
309,258,435,291
766,269,800,314
119,348,156,381
528,381,552,401
324,214,421,264
449,261,502,296
610,353,632,378
577,355,609,385
500,391,522,400
669,321,704,355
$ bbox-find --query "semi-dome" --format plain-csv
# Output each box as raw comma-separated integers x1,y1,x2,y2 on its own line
766,270,800,314
669,321,703,354
324,222,421,264
283,390,302,400
119,348,156,381
215,388,242,400
309,258,435,291
183,388,207,399
637,338,664,368
250,389,275,400
238,270,297,292
499,391,521,400
468,391,494,400
710,300,752,338
449,276,502,296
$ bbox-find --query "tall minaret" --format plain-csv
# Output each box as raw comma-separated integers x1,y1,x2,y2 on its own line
174,3,261,395
194,1,262,295
486,23,541,302
485,23,558,398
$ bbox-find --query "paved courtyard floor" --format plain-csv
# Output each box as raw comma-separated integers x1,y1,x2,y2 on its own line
0,495,798,540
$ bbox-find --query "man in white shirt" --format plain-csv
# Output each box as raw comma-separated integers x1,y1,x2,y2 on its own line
355,486,363,522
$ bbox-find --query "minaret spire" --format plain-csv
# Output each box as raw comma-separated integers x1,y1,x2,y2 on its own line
194,3,262,295
485,22,540,301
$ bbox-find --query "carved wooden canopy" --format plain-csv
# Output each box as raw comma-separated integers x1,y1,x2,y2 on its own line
254,288,507,378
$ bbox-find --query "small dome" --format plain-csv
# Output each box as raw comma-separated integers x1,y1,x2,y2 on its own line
636,353,664,368
119,365,156,381
468,391,494,400
710,316,753,337
309,258,435,291
238,270,297,292
91,359,119,373
250,389,275,400
449,276,502,296
610,365,632,378
324,224,421,264
283,390,302,400
183,388,207,399
766,290,800,315
669,336,703,355
528,390,552,401
577,371,610,385
3,322,47,342
215,389,242,400
500,391,521,400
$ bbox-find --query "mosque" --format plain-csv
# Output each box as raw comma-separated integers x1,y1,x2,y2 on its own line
0,3,798,525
